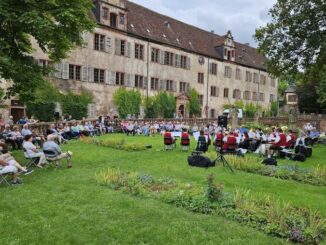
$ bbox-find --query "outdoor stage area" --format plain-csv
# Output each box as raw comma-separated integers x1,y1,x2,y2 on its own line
1,134,326,244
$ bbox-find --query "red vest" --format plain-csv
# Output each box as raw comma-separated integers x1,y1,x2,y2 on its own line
223,135,237,150
286,133,296,147
215,133,224,147
275,133,287,147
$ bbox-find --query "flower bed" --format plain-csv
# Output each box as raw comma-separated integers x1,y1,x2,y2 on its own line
224,155,326,186
96,168,326,244
80,137,147,151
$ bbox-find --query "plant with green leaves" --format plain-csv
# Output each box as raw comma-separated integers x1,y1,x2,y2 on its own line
188,88,201,117
61,91,93,120
113,88,142,119
0,0,95,99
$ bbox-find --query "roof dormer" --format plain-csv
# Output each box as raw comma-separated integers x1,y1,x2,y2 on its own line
94,0,127,31
223,30,235,62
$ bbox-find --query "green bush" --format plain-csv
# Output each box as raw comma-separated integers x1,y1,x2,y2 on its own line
224,155,326,186
113,88,142,118
61,91,92,120
26,102,55,122
95,169,326,244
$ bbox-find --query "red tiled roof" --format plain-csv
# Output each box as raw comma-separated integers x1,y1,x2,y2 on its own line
93,1,267,71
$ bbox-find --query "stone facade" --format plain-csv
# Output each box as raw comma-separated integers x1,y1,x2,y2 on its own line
1,0,278,121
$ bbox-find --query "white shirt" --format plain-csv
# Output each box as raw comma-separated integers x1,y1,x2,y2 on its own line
23,141,37,157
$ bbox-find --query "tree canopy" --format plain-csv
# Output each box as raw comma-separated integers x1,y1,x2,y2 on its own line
255,0,326,111
113,88,142,119
0,0,95,98
188,88,201,117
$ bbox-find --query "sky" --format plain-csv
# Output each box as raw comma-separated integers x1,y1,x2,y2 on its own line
131,0,276,47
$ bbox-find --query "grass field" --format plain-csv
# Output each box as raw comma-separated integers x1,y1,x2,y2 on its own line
1,134,326,244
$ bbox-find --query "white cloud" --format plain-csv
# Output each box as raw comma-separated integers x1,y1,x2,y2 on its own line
130,0,276,46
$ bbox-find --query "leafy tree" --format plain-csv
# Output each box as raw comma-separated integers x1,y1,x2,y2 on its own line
188,89,201,117
245,103,256,118
154,92,176,118
144,97,157,119
0,0,95,98
61,91,93,120
254,0,326,102
113,88,142,118
270,101,279,117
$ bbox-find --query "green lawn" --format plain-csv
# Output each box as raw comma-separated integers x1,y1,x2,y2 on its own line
1,134,326,244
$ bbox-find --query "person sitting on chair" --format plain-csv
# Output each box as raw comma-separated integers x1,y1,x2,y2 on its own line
214,131,224,150
0,159,21,185
0,153,33,175
180,128,190,147
196,130,208,153
164,130,176,145
23,135,47,168
43,135,72,168
286,130,297,148
268,128,287,158
222,132,237,152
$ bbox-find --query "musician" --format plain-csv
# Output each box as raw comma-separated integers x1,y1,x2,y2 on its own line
222,132,237,151
286,130,297,148
268,128,287,158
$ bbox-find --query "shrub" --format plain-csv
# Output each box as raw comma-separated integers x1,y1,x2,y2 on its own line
96,169,326,244
224,155,326,186
81,138,147,152
61,91,93,120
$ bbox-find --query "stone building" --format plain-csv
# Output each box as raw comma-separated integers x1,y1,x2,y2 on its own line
3,0,278,121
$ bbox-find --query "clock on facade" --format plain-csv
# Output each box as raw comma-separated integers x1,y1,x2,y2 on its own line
198,56,205,65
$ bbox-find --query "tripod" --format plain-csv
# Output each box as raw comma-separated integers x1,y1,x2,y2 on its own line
214,126,234,173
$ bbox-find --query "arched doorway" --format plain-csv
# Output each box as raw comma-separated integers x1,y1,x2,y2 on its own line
178,104,185,117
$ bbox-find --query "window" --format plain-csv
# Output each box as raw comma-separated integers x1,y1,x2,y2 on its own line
245,71,252,82
271,78,276,87
224,66,232,78
116,72,125,86
120,40,126,55
253,73,259,83
179,82,188,93
110,13,117,28
210,86,218,97
243,91,251,100
102,7,109,19
210,109,215,118
94,69,105,83
198,95,204,106
223,88,229,98
233,89,241,99
252,92,258,101
180,55,187,69
135,75,144,88
210,63,217,75
68,65,81,81
236,68,241,80
151,77,159,90
259,93,265,102
166,80,174,91
119,13,125,25
135,44,144,60
270,94,275,103
164,52,174,66
151,48,159,63
94,34,105,51
260,75,266,85
198,73,204,84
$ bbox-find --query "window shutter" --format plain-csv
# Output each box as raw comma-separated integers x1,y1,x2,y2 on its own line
126,42,131,57
62,63,69,80
105,36,112,54
216,87,220,97
125,74,131,87
109,71,116,85
173,81,177,92
115,39,121,55
209,63,213,74
54,63,62,78
175,54,180,68
105,70,110,84
82,32,89,48
159,79,165,90
160,51,165,64
82,66,88,82
143,77,148,89
186,83,190,93
88,67,94,82
186,57,191,70
129,75,135,88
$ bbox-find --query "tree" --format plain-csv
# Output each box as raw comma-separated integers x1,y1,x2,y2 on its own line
0,0,95,98
254,0,326,101
188,89,201,117
113,88,142,118
144,97,157,119
61,91,93,120
154,92,176,118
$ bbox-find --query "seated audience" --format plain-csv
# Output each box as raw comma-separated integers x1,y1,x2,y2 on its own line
0,159,20,184
43,135,72,168
0,152,33,175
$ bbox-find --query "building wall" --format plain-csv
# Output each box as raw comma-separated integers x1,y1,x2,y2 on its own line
31,25,278,119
